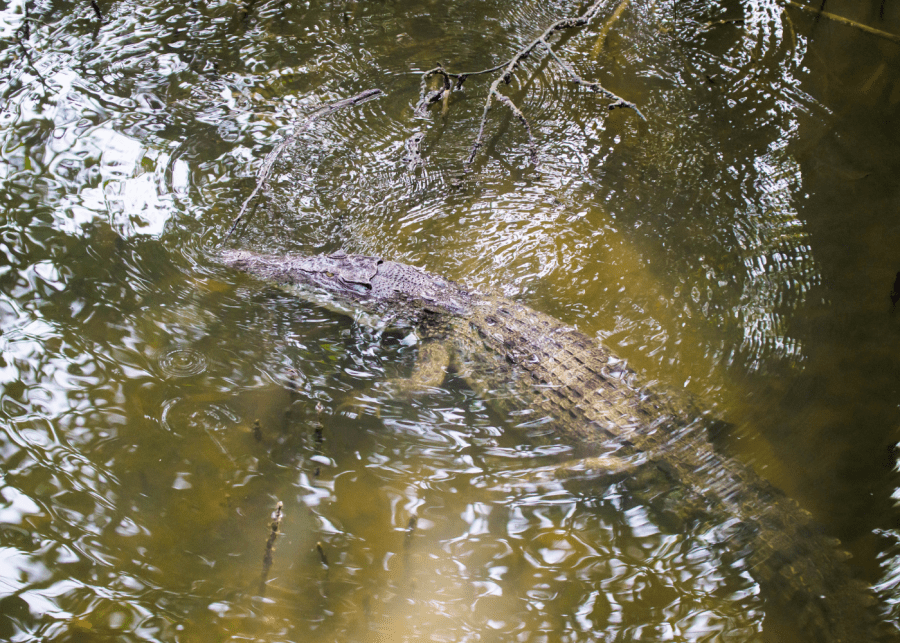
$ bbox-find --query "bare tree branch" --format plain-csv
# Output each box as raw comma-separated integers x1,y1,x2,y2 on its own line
541,39,645,120
415,66,452,117
415,0,643,170
223,88,383,242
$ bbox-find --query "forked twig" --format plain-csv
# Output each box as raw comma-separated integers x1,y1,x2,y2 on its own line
223,88,383,241
414,0,644,170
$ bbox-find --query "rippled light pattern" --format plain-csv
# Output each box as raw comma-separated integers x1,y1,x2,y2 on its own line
1,0,899,641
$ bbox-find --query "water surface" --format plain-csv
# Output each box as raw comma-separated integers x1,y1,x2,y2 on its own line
2,0,900,640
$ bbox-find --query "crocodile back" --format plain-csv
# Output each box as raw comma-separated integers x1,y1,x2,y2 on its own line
448,292,886,643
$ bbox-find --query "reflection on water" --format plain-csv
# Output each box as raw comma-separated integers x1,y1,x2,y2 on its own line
2,0,900,640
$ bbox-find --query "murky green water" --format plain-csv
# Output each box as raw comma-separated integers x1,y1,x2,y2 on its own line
2,0,900,640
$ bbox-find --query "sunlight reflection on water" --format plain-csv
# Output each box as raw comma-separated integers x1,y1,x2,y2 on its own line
1,0,899,641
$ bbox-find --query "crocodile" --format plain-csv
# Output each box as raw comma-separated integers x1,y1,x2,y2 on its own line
222,248,886,642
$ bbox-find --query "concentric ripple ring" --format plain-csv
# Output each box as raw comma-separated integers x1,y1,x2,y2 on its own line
158,347,208,378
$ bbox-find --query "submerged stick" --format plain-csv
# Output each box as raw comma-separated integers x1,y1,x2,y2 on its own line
316,541,328,567
590,0,631,57
259,500,284,595
223,88,383,242
405,514,418,545
779,0,900,44
238,0,258,25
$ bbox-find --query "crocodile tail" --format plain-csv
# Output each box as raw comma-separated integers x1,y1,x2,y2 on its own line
734,486,889,642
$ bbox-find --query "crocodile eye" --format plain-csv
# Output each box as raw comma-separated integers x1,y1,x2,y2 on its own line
325,271,334,278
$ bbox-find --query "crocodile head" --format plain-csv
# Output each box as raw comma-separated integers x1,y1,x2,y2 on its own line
222,249,471,320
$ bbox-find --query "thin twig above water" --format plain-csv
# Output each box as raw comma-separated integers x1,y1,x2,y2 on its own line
223,88,383,242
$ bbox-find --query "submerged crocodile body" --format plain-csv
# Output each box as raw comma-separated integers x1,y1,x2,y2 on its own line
223,248,884,642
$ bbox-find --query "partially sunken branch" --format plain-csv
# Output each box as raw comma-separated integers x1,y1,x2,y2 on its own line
259,500,283,596
224,88,383,241
541,42,645,119
414,0,642,169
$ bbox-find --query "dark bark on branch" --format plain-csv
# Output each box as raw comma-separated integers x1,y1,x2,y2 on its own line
414,0,643,170
223,88,383,242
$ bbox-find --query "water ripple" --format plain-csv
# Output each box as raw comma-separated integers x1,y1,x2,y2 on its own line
157,346,208,378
